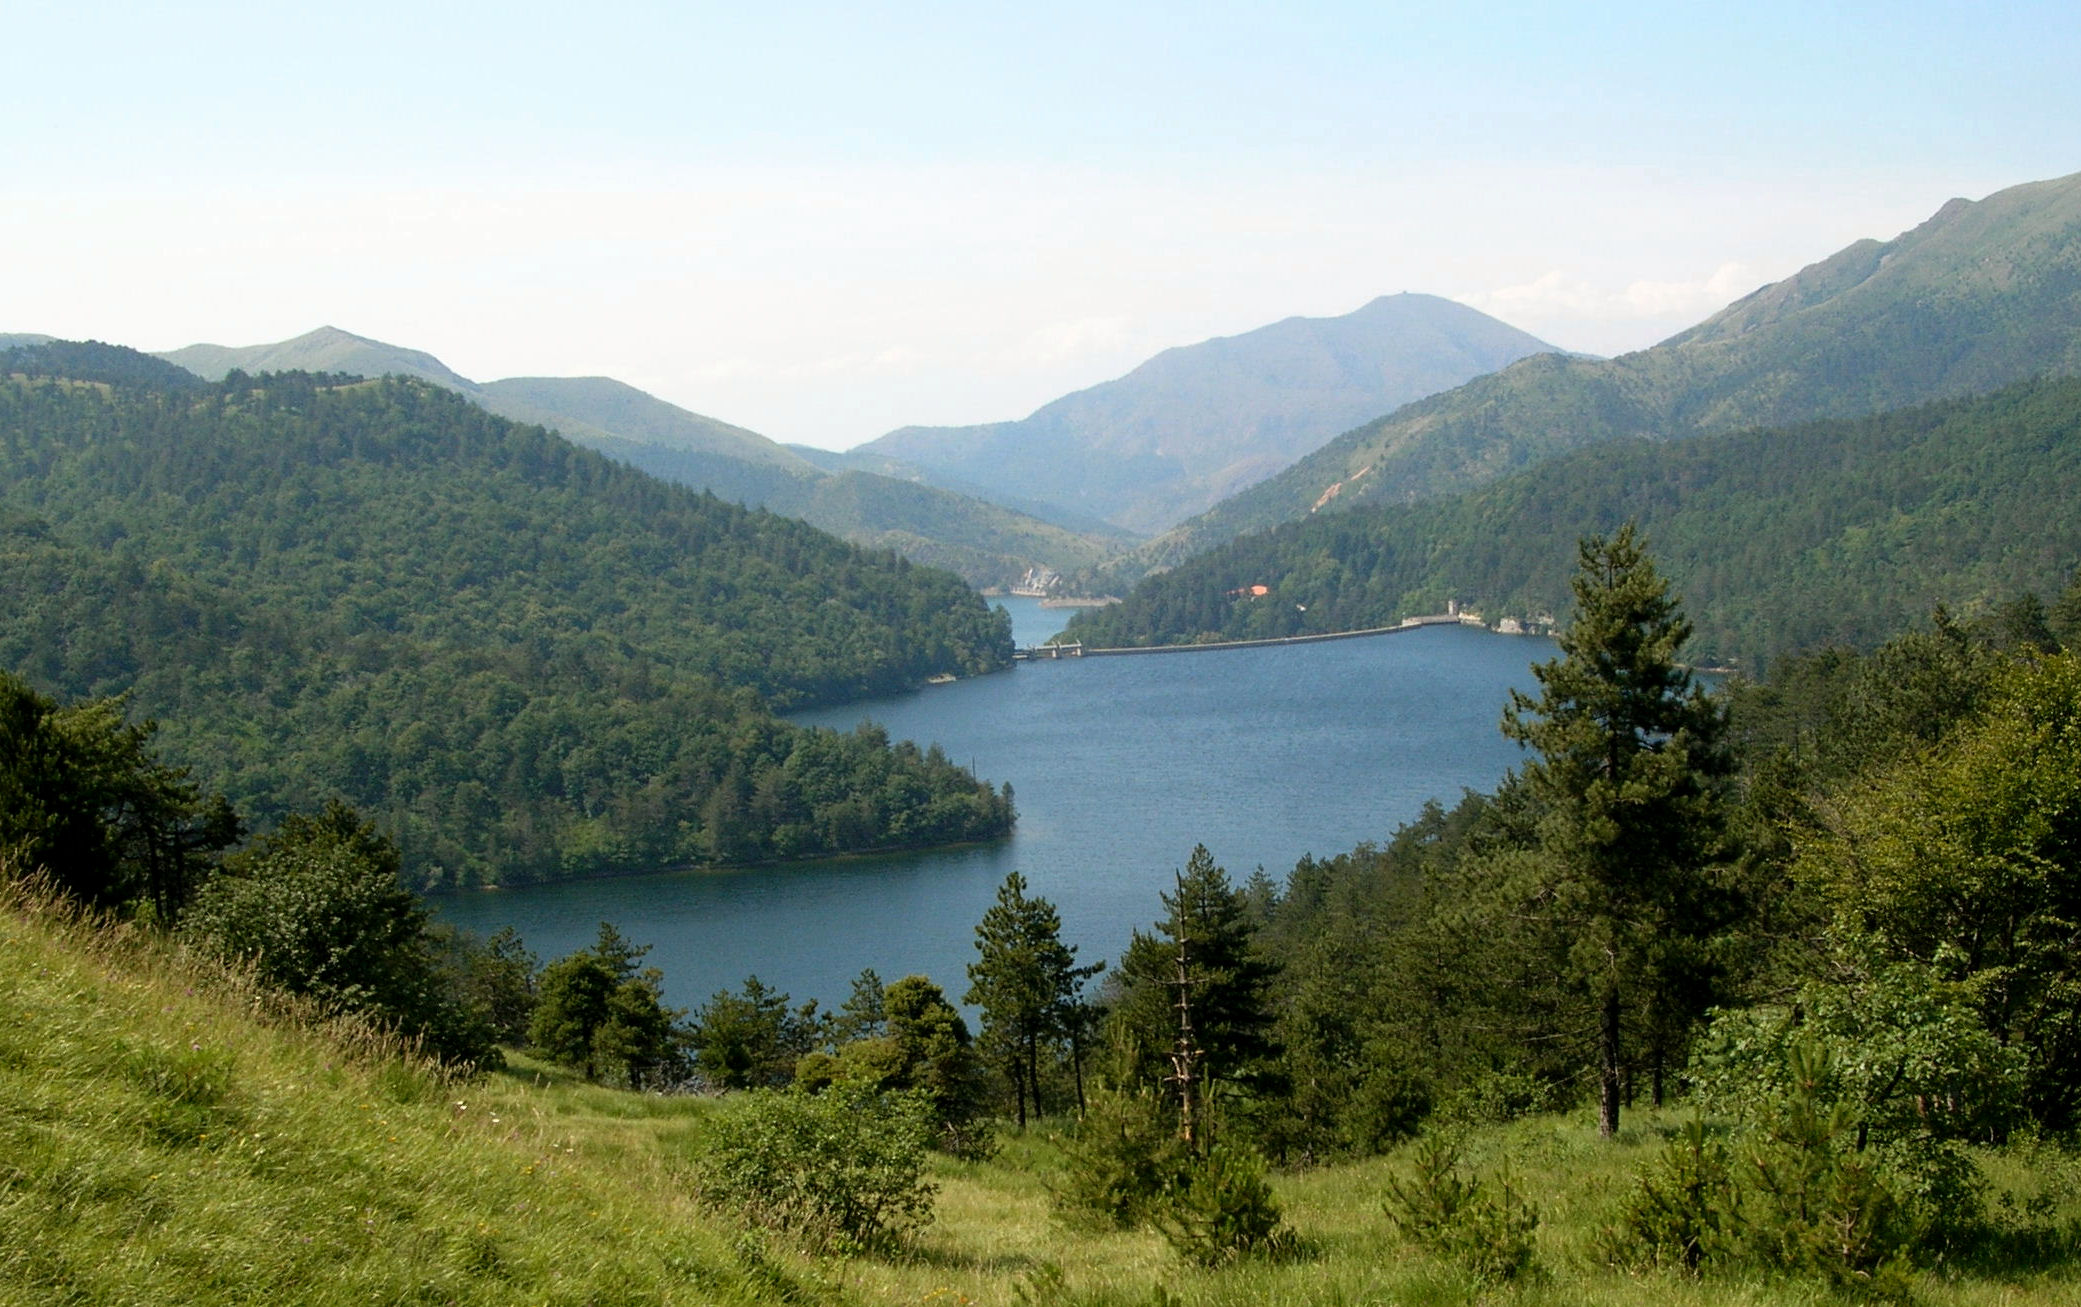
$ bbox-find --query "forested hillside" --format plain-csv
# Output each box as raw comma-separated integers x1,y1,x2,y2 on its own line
161,326,1127,588
0,346,1014,887
593,440,1137,586
1068,375,2081,669
1126,171,2081,576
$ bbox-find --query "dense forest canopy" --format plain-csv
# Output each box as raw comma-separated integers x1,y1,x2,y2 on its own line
1068,375,2081,671
0,346,1015,886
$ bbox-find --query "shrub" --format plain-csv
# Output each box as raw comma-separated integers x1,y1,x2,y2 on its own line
1383,1136,1540,1283
1436,1069,1552,1127
692,1084,936,1251
1599,1118,1738,1273
1151,1143,1298,1267
1603,1049,1919,1298
1344,1061,1433,1152
1050,1084,1190,1230
181,802,497,1066
1735,1046,1915,1297
1698,960,2005,1259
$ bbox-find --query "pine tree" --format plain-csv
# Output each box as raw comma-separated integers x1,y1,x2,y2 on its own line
1501,525,1732,1138
834,967,889,1043
528,923,679,1085
965,872,1092,1128
1111,846,1279,1099
529,952,618,1081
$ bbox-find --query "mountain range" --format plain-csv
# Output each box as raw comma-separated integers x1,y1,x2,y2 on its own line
1119,171,2081,579
152,296,1562,589
1066,374,2081,670
840,293,1558,536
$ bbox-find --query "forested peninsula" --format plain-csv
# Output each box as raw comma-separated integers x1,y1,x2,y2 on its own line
0,344,1015,887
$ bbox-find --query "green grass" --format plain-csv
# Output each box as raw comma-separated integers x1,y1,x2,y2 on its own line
7,880,2081,1304
0,881,820,1306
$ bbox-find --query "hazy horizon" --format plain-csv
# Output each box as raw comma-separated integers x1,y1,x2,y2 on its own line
9,3,2079,450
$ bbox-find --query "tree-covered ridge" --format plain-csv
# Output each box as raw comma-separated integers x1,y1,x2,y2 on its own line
591,439,1137,588
4,337,207,392
0,361,1014,886
1128,171,2081,575
155,326,1131,589
1067,375,2081,670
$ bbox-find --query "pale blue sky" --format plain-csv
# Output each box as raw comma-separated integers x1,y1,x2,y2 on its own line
8,2,2077,447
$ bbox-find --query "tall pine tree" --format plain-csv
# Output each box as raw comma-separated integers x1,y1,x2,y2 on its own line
965,872,1095,1128
1501,525,1732,1138
1110,845,1279,1102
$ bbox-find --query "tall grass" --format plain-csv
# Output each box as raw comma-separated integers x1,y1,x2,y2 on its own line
6,870,2079,1305
0,873,812,1306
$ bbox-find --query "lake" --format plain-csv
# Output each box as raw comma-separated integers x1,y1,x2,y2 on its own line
433,598,1555,1013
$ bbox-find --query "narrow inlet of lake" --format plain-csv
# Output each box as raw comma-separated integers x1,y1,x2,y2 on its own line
433,601,1553,1013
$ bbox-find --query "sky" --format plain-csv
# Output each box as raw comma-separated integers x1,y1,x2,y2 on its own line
7,2,2079,450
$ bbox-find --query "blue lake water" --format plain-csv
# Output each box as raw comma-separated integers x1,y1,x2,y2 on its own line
433,598,1555,1012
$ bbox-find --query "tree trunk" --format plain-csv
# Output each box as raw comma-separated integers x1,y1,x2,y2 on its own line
1600,984,1623,1139
1027,1034,1044,1123
1070,1024,1087,1118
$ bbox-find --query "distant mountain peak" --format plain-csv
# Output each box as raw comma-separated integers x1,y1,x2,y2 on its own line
1133,168,2081,577
848,293,1556,535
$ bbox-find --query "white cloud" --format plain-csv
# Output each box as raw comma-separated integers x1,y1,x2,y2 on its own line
1465,261,1761,325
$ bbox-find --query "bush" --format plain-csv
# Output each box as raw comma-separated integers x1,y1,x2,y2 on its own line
181,802,497,1066
1050,1085,1189,1230
1697,963,2005,1262
1436,1069,1552,1127
1344,1061,1433,1152
1151,1143,1298,1267
692,1084,936,1251
1735,1048,1915,1297
1599,1118,1738,1273
1603,1051,1919,1298
1383,1136,1540,1283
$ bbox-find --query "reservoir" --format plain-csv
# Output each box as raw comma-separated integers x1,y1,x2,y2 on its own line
434,599,1554,1012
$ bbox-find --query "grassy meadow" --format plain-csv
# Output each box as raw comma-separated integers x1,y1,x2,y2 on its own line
7,878,2081,1306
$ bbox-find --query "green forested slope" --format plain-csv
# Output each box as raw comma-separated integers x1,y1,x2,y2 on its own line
1067,376,2081,669
593,441,1137,586
0,351,1014,886
1129,171,2081,576
159,326,1127,587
